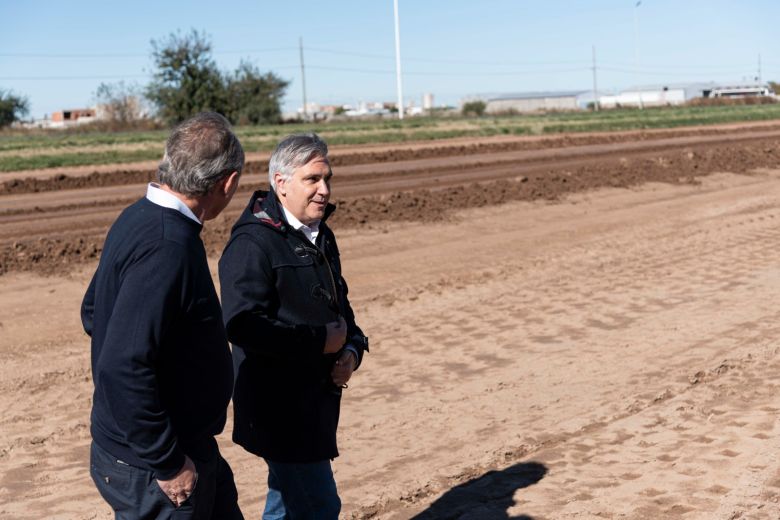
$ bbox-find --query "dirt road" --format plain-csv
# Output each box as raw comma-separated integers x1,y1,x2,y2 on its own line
2,128,780,519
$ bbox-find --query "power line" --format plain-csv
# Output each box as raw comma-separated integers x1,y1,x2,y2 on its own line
0,45,768,76
0,45,593,67
2,63,767,82
299,37,308,120
599,66,757,77
0,47,296,58
0,47,770,85
0,52,148,58
0,74,151,81
305,46,589,66
592,45,599,111
600,60,758,72
305,65,394,75
405,68,592,77
0,66,300,81
306,65,592,76
8,64,753,82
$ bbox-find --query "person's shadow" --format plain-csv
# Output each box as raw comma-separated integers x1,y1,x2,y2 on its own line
410,461,547,520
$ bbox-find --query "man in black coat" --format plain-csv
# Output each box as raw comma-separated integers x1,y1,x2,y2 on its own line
219,132,368,519
82,112,244,519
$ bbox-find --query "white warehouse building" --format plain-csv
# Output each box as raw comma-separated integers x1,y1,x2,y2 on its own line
599,82,775,108
463,90,601,113
463,82,774,113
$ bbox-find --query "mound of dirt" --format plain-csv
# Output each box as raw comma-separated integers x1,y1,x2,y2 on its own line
5,125,780,196
2,136,779,277
2,238,101,276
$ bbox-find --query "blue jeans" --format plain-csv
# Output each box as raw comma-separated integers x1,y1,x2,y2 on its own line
262,459,340,520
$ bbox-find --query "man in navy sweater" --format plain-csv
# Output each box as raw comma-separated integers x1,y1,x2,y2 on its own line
82,112,244,519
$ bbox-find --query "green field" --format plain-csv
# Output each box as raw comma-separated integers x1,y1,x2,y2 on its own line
2,103,780,173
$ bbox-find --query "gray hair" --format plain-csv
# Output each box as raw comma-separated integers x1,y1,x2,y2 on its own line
157,112,245,197
268,132,329,191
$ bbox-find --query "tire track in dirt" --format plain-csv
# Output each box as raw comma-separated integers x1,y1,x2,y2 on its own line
338,173,780,518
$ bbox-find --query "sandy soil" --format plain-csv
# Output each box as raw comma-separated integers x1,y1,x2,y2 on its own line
2,130,780,519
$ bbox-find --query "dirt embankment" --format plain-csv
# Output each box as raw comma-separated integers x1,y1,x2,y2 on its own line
4,123,780,195
1,132,779,278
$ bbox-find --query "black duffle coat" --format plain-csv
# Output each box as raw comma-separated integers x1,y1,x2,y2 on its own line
219,190,366,463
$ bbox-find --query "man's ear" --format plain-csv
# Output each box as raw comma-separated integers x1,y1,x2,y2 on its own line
273,172,286,196
222,171,240,196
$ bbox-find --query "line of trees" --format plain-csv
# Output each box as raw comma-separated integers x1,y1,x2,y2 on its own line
2,29,289,129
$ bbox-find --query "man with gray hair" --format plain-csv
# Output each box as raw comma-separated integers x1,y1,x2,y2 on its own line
82,112,244,519
219,132,368,519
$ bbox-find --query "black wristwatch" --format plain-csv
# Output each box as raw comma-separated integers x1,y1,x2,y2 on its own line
351,334,369,353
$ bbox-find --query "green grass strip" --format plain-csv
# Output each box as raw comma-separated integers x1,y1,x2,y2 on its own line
2,104,780,171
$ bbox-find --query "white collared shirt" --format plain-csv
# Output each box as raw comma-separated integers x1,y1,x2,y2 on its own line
145,183,201,224
282,206,320,245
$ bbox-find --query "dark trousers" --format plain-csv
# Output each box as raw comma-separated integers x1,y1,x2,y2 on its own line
90,441,243,520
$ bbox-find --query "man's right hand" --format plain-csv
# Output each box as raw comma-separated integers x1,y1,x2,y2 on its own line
324,316,348,353
157,455,197,507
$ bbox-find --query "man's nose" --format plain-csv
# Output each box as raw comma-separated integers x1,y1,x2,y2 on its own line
317,179,330,196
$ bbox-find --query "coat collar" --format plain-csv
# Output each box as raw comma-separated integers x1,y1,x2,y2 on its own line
250,190,335,232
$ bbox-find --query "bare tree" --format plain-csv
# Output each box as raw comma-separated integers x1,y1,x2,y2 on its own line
94,81,147,124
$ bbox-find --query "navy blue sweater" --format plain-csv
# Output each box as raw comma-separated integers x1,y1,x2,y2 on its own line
82,198,233,479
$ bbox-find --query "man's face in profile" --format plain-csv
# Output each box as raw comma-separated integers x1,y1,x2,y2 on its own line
276,157,332,225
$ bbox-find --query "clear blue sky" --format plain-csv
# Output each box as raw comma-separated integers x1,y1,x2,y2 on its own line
1,0,777,119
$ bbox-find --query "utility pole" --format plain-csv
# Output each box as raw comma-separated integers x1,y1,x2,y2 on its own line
592,45,599,111
758,53,762,84
393,0,404,120
299,37,308,121
634,1,644,109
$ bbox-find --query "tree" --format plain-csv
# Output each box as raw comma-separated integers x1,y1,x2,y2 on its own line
146,30,228,124
0,90,30,127
94,81,147,124
462,100,486,117
226,61,289,125
146,30,289,126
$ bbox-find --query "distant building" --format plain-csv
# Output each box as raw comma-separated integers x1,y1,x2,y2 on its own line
709,83,775,98
50,108,97,128
463,91,598,113
295,94,442,120
599,82,775,108
463,82,776,114
296,103,344,120
422,93,434,110
344,100,390,117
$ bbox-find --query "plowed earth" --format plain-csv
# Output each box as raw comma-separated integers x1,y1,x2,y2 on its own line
2,125,780,276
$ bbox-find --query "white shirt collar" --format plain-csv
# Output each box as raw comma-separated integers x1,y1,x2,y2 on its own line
281,205,320,245
145,183,201,224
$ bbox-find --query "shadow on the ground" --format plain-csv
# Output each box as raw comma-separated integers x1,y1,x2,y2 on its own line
410,461,548,520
